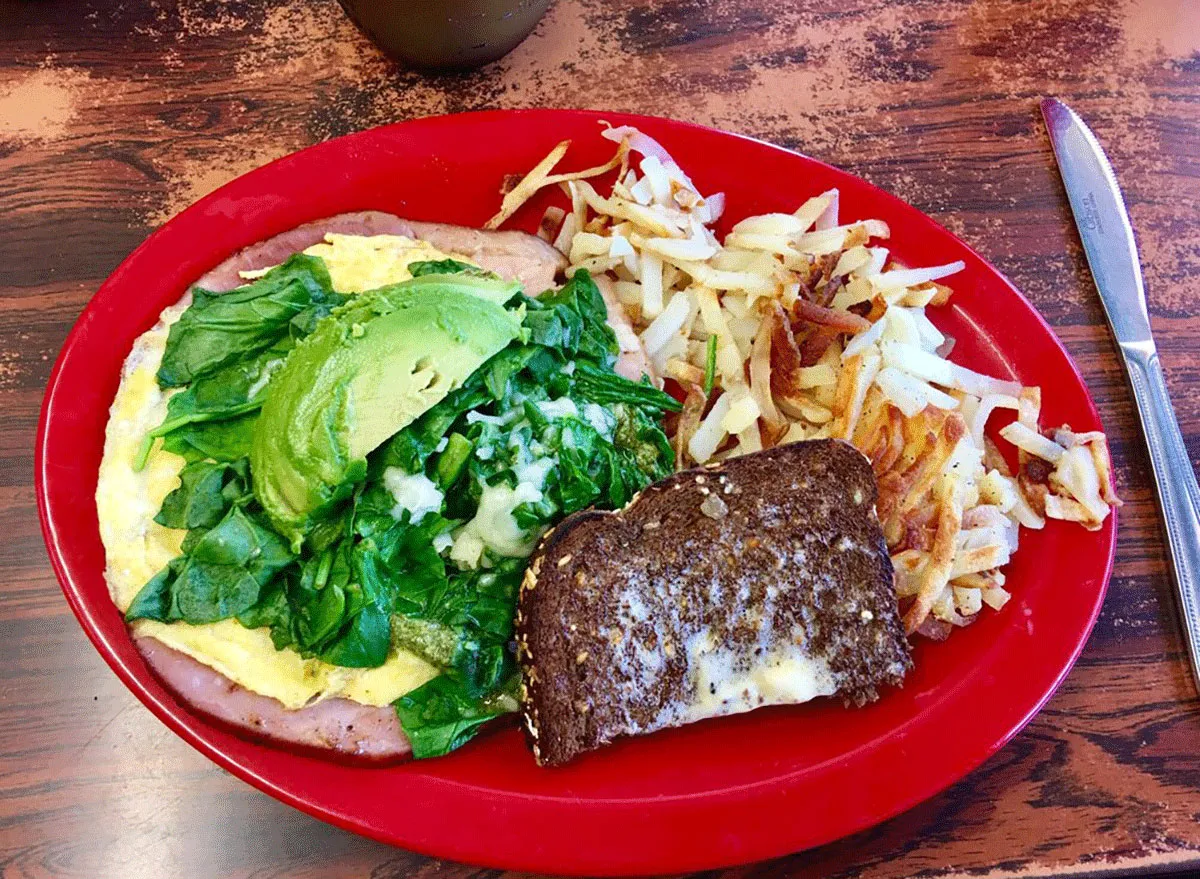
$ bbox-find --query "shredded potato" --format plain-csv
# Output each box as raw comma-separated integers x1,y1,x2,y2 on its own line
496,127,1121,637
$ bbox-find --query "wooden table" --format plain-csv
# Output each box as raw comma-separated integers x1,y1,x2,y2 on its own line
2,0,1198,876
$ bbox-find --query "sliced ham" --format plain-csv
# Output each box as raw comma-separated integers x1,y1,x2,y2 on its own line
195,212,416,292
136,637,411,760
194,212,567,296
406,220,566,295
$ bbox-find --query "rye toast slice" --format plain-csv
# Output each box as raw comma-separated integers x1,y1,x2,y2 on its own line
516,438,910,766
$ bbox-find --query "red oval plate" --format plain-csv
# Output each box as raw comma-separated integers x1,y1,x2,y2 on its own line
36,110,1115,875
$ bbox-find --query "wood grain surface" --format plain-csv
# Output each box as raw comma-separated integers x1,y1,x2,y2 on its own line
2,0,1199,876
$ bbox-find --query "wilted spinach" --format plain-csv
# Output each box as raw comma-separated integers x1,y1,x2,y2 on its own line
130,260,676,759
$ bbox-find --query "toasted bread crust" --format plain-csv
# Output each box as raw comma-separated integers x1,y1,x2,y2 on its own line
517,439,911,766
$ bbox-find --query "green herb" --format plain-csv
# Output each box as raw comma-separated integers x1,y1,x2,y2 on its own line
704,334,718,394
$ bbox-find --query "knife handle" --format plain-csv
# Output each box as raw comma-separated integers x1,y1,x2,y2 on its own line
1125,346,1200,690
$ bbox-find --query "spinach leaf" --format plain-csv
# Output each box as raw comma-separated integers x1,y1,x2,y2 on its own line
291,546,351,648
178,506,293,621
141,265,338,468
160,411,259,464
319,604,391,667
158,254,341,387
236,579,293,648
553,441,605,513
125,560,181,622
446,574,520,697
371,385,490,476
177,563,271,627
154,459,250,530
394,674,514,759
522,270,618,367
302,539,391,667
127,506,295,625
476,344,563,401
136,347,282,469
351,482,403,541
478,345,542,400
572,361,682,412
362,522,450,620
434,433,472,489
170,340,290,417
233,519,386,665
407,259,498,279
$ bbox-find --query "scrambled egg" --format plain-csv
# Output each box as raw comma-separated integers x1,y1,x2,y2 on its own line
97,234,460,709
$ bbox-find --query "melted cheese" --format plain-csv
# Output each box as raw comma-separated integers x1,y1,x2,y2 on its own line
684,630,836,722
383,467,443,523
449,433,556,567
97,234,463,710
451,479,545,565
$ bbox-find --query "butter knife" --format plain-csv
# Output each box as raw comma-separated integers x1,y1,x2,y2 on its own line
1041,97,1200,690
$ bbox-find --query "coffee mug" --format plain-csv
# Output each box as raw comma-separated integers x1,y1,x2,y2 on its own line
338,0,552,70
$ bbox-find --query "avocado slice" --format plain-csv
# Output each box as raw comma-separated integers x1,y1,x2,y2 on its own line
251,277,523,547
400,271,521,305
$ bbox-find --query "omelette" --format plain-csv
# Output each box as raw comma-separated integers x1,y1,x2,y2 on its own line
97,215,573,756
99,233,456,713
97,212,663,759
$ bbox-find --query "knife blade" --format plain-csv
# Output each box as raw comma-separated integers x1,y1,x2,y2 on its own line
1042,97,1200,690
